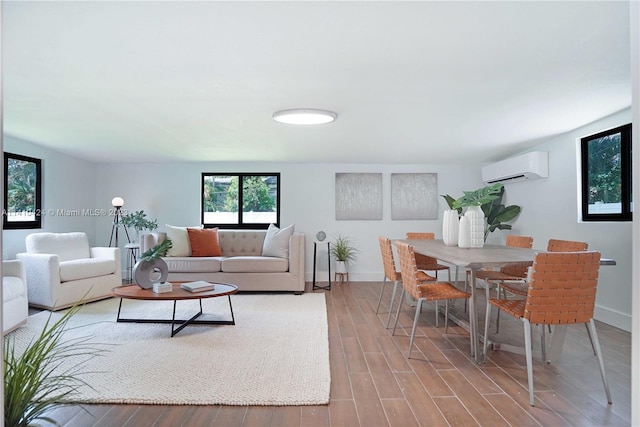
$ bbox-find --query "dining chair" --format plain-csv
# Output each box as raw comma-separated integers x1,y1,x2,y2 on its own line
498,238,591,342
499,238,587,298
392,241,471,358
406,232,452,326
473,235,533,332
482,251,611,406
376,237,404,328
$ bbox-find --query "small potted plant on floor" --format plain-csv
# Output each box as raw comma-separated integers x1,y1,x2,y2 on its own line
330,233,359,273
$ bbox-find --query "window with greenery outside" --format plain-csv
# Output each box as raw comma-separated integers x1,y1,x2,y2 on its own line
3,153,42,230
580,123,632,221
202,173,280,229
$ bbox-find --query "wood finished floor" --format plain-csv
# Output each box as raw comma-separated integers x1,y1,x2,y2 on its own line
38,281,630,427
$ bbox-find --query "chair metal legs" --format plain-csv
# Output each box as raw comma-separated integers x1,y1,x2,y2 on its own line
523,319,536,406
385,280,400,328
588,319,612,404
375,276,388,314
485,307,612,407
407,298,424,358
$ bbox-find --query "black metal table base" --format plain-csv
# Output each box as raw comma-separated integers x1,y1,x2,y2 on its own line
312,242,332,291
116,296,235,337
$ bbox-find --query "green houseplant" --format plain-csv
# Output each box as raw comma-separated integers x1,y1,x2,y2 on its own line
442,183,521,241
330,233,359,273
121,210,158,241
4,303,107,427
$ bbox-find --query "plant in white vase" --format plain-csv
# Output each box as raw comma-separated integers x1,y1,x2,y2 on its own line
442,183,521,244
121,210,158,243
330,233,359,273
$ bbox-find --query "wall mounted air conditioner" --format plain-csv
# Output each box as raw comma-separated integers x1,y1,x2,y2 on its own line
481,151,549,185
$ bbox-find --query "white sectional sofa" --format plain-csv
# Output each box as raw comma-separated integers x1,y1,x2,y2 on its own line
139,228,305,293
17,232,122,310
2,260,28,334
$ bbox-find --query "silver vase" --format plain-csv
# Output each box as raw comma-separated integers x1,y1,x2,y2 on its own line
132,258,169,289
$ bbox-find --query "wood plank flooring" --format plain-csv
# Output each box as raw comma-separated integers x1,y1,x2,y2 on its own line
36,281,630,426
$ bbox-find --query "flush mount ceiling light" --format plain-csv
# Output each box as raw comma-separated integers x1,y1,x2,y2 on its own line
272,109,337,125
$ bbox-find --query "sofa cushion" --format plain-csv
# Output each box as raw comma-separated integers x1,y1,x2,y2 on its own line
59,258,116,282
164,225,202,256
222,256,289,273
163,257,223,273
26,232,91,262
3,277,25,302
262,224,294,258
187,227,222,257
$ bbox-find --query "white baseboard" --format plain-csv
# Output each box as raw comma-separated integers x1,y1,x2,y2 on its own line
594,304,631,332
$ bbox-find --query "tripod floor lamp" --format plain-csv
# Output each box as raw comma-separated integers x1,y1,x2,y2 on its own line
109,197,131,247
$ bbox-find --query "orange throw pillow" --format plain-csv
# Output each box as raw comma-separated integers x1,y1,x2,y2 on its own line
187,227,222,257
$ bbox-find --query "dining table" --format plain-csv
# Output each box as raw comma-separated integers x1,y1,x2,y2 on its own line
401,238,616,364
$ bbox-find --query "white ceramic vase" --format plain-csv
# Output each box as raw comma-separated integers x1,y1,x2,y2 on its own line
458,215,471,248
442,209,459,246
335,261,348,274
466,205,485,248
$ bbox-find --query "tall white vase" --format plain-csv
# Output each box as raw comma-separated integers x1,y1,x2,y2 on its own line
466,205,485,248
442,209,459,246
458,215,471,248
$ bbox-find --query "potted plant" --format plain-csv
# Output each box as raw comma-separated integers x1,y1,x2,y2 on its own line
121,210,158,242
4,303,107,427
132,238,173,289
330,233,359,273
442,183,521,241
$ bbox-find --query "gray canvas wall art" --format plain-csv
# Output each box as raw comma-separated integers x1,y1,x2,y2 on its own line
391,173,438,220
335,173,383,220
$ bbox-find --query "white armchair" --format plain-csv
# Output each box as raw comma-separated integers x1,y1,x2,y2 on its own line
17,232,122,310
3,260,28,334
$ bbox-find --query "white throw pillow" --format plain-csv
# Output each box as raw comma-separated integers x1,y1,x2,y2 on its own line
262,224,295,258
164,224,203,257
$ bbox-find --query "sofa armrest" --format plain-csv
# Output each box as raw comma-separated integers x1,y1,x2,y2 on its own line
2,260,25,283
90,246,119,260
16,252,61,307
139,232,167,254
288,232,305,278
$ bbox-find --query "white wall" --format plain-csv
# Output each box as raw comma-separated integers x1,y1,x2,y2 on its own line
93,162,480,283
2,135,97,258
503,108,632,331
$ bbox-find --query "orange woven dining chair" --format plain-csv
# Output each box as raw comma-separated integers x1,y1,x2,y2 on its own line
499,238,587,298
406,232,452,326
474,235,533,331
376,237,404,328
497,239,590,337
392,241,471,358
483,251,611,407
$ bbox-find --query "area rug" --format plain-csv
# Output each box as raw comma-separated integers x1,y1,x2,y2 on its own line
9,293,330,406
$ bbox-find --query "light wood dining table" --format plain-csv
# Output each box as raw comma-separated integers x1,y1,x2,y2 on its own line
400,239,615,364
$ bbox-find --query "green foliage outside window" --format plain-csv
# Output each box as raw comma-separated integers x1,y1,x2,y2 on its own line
587,133,622,205
7,158,37,213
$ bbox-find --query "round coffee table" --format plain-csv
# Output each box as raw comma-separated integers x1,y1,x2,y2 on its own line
111,282,238,337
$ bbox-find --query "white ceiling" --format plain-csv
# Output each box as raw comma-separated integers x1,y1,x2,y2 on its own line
2,1,631,165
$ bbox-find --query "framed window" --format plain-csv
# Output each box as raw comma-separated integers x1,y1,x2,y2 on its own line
201,173,280,229
580,123,632,221
3,152,42,229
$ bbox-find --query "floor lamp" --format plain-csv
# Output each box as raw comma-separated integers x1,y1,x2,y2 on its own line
109,197,131,247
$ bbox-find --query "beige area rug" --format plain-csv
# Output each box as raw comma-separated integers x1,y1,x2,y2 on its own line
10,293,330,406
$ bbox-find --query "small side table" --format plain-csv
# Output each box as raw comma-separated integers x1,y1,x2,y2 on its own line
312,242,331,291
124,243,140,284
335,272,350,285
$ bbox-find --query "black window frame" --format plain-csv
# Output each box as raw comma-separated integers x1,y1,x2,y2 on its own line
201,172,280,230
3,152,43,230
580,123,632,222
